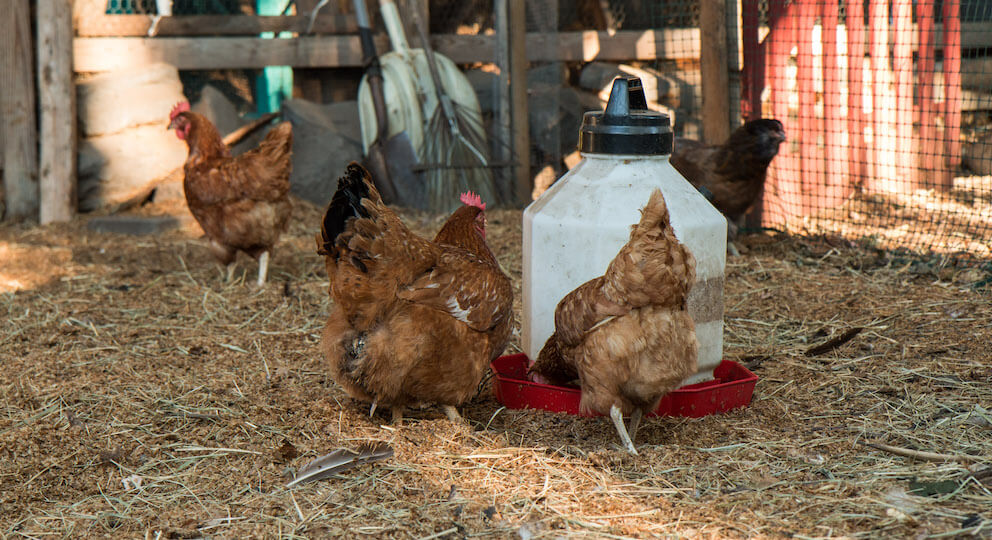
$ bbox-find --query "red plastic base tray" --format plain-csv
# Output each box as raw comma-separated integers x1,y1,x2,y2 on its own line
491,353,758,418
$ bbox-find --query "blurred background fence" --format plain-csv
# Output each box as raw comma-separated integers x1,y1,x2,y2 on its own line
3,0,991,262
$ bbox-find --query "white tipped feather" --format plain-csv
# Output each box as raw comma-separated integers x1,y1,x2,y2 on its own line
286,442,394,488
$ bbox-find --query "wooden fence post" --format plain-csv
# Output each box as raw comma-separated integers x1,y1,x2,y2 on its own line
1,0,39,221
700,0,730,143
38,0,77,224
509,0,530,206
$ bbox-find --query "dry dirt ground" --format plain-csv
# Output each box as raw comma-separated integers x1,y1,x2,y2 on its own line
1,197,991,539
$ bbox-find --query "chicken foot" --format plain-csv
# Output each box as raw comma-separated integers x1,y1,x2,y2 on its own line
443,405,465,424
391,406,404,424
256,251,270,287
610,405,639,455
627,408,643,445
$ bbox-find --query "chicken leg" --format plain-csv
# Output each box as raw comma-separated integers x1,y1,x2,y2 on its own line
225,263,237,283
627,408,643,445
256,251,270,287
443,405,465,424
610,405,639,455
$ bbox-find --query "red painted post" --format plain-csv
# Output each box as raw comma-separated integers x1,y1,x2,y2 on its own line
847,0,866,186
942,0,962,190
916,0,941,186
893,0,915,187
868,0,892,192
757,0,793,226
917,0,937,183
821,0,846,206
741,0,761,120
797,0,818,214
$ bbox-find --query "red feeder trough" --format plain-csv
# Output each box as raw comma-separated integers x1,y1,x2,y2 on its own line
491,353,758,418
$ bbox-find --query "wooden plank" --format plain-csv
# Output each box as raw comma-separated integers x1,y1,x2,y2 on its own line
509,0,530,206
38,0,76,223
74,35,377,71
893,0,915,186
495,0,511,200
74,30,702,72
724,0,742,127
942,0,962,189
75,14,358,37
846,0,867,188
699,0,730,144
917,1,937,182
1,0,39,220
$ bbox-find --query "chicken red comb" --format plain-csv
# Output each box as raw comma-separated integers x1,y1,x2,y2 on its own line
170,101,190,121
460,191,485,210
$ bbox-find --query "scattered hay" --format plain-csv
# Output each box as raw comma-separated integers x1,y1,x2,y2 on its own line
782,176,992,261
1,198,990,538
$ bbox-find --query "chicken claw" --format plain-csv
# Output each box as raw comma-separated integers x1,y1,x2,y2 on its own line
610,405,639,455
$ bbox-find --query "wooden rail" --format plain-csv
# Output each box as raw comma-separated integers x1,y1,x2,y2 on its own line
73,29,704,72
75,13,357,36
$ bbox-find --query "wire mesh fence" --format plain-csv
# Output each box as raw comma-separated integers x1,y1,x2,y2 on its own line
742,0,992,261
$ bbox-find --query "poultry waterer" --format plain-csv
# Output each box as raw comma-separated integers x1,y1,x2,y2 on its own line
497,75,756,418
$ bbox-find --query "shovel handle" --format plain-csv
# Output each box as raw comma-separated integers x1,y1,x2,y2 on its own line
352,0,377,64
379,0,411,56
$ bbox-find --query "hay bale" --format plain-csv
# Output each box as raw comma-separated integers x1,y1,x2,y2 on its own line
77,125,187,212
77,63,185,137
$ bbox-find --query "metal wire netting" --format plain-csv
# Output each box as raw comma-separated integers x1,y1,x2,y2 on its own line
104,0,241,14
742,0,992,261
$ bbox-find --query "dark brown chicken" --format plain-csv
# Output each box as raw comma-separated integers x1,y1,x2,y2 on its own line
167,101,293,286
317,163,513,424
671,118,786,226
529,189,697,454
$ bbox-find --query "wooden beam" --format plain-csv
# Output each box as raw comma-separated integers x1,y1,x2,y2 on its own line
74,29,703,72
75,14,358,37
699,0,730,143
508,0,529,205
38,0,77,223
1,0,39,220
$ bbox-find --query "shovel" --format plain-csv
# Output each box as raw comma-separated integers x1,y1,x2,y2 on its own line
353,0,424,208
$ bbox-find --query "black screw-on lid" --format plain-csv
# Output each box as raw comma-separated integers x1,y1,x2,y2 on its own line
579,76,673,155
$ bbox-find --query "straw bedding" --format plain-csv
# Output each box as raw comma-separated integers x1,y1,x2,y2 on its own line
1,197,990,538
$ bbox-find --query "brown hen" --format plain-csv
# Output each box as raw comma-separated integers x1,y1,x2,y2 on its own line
317,163,513,423
671,118,786,228
529,189,697,454
167,102,293,286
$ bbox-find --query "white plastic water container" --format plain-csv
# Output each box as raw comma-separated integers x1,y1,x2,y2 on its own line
522,77,728,384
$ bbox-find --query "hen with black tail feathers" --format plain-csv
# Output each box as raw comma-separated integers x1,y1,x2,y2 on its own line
317,163,513,424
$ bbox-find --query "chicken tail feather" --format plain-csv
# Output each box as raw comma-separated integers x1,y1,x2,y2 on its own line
321,163,376,254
